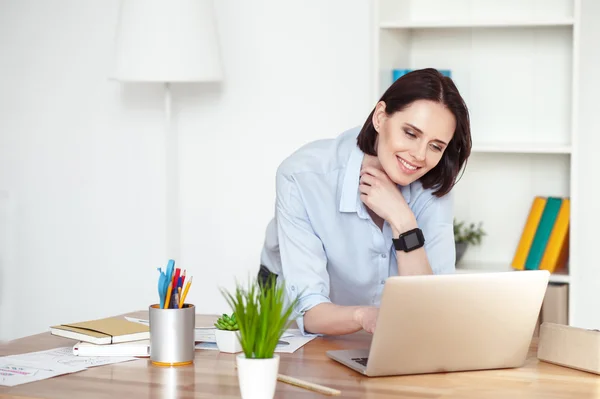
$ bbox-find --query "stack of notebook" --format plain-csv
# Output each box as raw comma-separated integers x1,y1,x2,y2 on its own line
50,316,150,357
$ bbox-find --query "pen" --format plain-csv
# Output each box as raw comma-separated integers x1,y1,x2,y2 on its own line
172,268,181,291
171,290,178,309
157,268,167,309
163,260,175,306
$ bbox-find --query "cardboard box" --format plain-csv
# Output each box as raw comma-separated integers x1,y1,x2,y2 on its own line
537,322,600,374
542,283,568,325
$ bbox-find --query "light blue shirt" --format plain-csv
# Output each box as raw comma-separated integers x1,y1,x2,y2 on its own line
260,126,456,334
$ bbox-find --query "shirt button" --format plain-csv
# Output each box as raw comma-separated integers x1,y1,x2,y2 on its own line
380,280,385,284
381,253,387,258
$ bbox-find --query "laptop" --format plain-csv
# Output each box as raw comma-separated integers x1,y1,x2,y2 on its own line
326,270,549,377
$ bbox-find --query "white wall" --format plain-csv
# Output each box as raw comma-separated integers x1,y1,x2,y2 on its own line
0,0,371,340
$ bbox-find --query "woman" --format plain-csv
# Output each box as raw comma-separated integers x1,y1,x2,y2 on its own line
259,68,472,336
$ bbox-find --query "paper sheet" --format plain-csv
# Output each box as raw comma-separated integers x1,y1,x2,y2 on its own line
0,347,138,387
194,329,294,343
0,358,82,387
195,329,316,354
124,317,315,353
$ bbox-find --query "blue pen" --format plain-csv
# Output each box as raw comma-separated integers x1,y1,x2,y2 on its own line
163,259,175,305
157,267,167,308
165,260,175,288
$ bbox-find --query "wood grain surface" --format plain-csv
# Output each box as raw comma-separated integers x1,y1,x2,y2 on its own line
1,311,599,398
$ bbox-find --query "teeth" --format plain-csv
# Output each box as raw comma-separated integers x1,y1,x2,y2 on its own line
399,158,417,170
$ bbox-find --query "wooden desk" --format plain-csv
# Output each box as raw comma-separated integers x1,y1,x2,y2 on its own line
1,312,599,398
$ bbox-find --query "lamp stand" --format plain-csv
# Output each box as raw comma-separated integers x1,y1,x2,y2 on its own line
164,82,180,262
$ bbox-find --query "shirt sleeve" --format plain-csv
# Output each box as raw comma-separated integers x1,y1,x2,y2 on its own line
416,190,456,275
275,172,331,336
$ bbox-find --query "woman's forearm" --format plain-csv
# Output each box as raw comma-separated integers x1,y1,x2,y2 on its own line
303,303,364,335
395,245,433,275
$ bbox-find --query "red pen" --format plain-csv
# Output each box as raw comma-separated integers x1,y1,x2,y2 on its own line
172,268,181,291
180,270,186,288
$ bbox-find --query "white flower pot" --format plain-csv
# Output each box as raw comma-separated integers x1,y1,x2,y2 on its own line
215,329,242,353
236,354,280,399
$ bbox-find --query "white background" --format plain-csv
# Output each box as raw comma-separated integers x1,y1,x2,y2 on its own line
0,0,372,340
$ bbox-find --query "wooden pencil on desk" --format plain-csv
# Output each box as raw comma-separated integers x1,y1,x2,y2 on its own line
277,374,341,396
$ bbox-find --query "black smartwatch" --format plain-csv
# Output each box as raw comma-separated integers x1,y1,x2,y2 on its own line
393,228,425,252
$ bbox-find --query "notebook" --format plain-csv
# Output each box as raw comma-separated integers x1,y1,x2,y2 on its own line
73,339,150,357
50,317,150,345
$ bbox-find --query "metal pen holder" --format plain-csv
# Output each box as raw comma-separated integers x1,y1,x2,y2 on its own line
149,303,195,367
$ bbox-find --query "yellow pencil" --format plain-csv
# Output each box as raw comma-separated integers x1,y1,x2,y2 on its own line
164,275,174,309
179,276,193,308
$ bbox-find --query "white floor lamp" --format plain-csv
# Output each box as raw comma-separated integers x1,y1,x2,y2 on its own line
111,0,222,263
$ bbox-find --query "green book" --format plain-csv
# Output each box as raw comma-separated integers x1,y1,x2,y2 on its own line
524,197,563,270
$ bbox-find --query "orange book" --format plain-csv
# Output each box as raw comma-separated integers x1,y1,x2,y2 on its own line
539,198,570,273
511,197,547,270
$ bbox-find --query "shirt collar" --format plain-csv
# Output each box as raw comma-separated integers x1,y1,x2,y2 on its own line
339,144,411,215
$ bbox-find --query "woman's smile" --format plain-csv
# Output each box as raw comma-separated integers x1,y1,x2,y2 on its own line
397,156,421,174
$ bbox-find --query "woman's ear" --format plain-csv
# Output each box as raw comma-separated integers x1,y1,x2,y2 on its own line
372,101,386,132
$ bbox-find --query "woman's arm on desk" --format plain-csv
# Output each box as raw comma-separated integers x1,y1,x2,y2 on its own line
303,303,379,335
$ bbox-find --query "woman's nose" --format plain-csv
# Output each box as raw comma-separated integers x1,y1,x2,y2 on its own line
410,143,427,162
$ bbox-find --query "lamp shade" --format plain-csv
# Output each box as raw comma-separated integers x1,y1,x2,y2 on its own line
111,0,222,82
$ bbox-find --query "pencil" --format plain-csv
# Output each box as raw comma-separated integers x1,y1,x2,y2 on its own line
179,276,193,308
164,275,174,309
277,374,341,396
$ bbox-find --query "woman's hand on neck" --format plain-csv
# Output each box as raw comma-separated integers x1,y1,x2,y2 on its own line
362,154,385,173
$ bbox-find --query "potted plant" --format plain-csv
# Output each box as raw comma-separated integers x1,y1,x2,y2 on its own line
214,312,242,353
453,219,486,265
221,275,298,399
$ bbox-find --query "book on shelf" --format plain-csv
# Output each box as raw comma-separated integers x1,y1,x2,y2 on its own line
51,316,150,345
511,196,570,273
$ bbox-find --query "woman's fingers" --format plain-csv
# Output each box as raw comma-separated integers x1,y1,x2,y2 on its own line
361,166,383,178
359,172,376,187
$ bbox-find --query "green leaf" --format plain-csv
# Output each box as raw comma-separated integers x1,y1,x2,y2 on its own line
220,273,299,359
215,312,239,330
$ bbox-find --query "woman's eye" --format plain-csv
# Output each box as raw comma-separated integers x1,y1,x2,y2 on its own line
430,144,442,152
404,130,416,138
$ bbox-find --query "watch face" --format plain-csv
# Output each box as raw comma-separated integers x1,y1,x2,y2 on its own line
404,232,421,249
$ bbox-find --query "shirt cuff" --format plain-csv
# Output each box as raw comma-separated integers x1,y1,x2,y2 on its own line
294,293,330,337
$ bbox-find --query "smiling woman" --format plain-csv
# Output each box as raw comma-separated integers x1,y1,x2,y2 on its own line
258,68,472,337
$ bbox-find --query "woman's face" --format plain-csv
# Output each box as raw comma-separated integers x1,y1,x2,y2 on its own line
372,99,456,186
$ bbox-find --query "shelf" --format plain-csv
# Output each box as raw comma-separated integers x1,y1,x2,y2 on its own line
380,18,574,29
455,262,570,283
471,143,572,154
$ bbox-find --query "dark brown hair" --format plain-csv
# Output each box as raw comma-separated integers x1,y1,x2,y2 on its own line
357,68,471,197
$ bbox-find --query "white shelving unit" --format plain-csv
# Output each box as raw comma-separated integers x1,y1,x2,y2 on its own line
471,143,572,155
371,0,600,328
379,19,575,29
454,261,571,284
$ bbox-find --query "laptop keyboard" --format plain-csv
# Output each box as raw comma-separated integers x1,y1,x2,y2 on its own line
352,357,368,367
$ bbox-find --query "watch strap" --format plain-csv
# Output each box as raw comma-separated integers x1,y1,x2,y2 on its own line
393,228,425,252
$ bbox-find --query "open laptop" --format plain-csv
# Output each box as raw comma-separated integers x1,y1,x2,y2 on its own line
326,270,549,377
